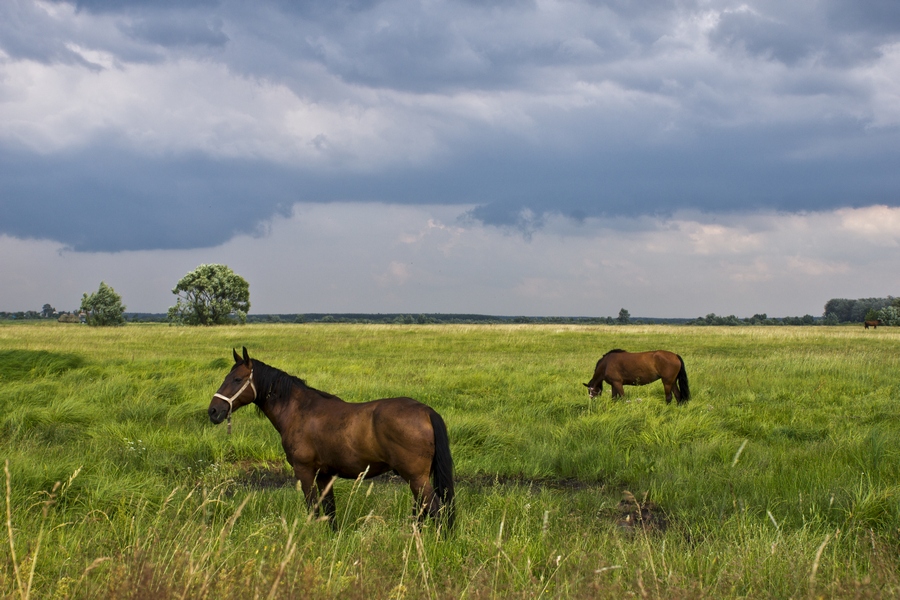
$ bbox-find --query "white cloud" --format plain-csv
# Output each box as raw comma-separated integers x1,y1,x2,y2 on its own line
836,204,900,246
677,222,765,255
376,261,412,287
0,57,447,169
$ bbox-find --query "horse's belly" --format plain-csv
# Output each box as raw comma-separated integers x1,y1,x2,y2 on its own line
332,461,390,480
319,460,392,479
622,374,661,386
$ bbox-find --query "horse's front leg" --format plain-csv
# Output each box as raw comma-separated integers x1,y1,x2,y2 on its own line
294,467,325,521
315,472,338,528
610,381,626,399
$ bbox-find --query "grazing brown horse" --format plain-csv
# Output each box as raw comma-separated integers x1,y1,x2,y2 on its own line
864,320,881,329
209,347,455,530
584,349,690,404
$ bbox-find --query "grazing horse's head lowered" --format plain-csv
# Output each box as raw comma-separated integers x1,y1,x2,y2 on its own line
584,379,603,399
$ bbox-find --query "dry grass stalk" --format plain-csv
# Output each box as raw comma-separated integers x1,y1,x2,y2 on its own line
5,460,25,600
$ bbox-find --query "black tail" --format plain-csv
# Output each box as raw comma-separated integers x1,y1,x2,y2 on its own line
429,409,455,531
676,355,690,403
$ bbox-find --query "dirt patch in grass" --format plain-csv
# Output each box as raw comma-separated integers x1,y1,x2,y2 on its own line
614,490,669,532
457,472,604,492
233,460,294,489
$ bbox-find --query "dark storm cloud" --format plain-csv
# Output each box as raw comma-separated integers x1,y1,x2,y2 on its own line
709,9,815,65
6,109,896,253
461,121,900,227
710,1,900,66
122,14,229,48
0,0,95,65
825,0,900,35
59,0,221,11
1,0,899,251
0,145,294,251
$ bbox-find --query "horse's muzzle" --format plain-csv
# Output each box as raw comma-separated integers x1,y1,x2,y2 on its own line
208,404,228,424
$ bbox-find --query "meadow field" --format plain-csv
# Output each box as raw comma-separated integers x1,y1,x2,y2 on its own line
1,322,899,599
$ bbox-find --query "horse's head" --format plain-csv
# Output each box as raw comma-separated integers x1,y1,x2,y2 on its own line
583,381,602,399
208,346,257,425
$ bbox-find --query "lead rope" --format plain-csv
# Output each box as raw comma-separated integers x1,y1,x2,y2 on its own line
212,370,256,435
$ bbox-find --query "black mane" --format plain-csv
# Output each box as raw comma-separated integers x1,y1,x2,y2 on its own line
249,358,337,406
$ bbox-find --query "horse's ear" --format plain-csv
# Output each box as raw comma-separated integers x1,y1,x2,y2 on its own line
233,348,241,364
583,383,589,388
242,346,251,365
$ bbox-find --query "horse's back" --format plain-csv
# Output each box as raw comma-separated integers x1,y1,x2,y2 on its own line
358,397,437,461
372,396,435,436
651,350,683,376
651,349,682,365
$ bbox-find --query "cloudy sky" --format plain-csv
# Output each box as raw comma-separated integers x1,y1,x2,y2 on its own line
1,0,899,317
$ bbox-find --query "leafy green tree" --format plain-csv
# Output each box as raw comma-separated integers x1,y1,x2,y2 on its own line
878,305,900,326
168,264,250,325
80,282,126,326
617,308,631,324
823,298,854,322
824,297,894,323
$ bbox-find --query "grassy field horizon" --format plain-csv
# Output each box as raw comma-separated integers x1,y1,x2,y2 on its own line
1,322,899,598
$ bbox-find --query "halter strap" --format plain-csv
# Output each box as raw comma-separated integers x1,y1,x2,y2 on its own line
213,370,256,434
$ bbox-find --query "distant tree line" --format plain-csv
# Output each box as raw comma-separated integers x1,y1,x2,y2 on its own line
5,293,899,326
0,310,48,320
0,304,70,320
685,313,820,326
683,297,900,326
245,313,655,325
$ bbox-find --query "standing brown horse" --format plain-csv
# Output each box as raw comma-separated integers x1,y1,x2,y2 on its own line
209,347,455,530
584,349,690,404
864,320,881,329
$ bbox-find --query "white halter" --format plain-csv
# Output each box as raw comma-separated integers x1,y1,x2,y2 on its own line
213,369,256,434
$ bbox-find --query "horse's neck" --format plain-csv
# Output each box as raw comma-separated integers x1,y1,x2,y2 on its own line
259,385,336,430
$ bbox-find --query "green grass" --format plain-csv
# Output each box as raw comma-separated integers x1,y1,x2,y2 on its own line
1,321,899,598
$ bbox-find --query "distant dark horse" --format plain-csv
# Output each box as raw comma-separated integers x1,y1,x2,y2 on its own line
209,347,455,530
864,320,881,329
584,349,690,404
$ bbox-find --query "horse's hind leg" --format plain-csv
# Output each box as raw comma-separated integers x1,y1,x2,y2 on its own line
407,475,440,522
663,379,675,404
